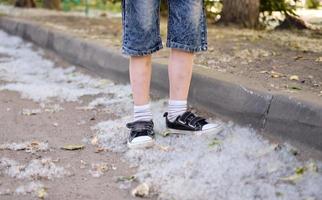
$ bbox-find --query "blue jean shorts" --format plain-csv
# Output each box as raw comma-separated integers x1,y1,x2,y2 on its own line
121,0,208,56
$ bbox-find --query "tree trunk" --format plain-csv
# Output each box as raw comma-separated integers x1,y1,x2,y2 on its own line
43,0,61,10
219,0,260,28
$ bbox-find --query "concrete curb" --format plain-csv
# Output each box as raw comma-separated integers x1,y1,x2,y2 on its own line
1,17,321,151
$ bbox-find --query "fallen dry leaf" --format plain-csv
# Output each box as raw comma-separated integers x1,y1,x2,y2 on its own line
315,57,322,62
132,183,149,198
293,55,303,61
89,162,109,177
61,144,84,151
95,79,112,88
270,71,285,78
111,165,117,170
80,160,87,169
43,104,64,113
155,144,173,152
280,173,302,182
290,86,302,90
117,175,136,182
289,75,299,81
75,106,95,111
259,70,269,74
307,161,318,172
30,141,40,146
91,136,98,145
160,130,171,137
280,167,305,182
295,167,305,175
97,163,108,172
209,137,222,147
22,108,41,116
37,187,47,199
280,162,317,183
94,147,108,153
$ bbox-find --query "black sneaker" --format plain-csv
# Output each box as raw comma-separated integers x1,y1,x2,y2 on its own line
126,120,155,149
163,111,223,134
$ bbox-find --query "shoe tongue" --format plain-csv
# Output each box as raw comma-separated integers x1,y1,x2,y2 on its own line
132,125,146,132
132,131,149,137
131,121,152,132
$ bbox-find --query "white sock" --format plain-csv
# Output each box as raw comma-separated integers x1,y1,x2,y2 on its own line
133,104,153,122
167,100,187,122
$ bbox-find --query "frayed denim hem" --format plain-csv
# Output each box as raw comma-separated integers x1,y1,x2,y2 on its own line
166,41,207,53
122,43,163,56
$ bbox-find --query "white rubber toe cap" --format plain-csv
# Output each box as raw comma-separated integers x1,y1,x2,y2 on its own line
201,123,224,134
127,136,155,149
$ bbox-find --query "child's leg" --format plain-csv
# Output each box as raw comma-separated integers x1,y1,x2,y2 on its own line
130,55,152,106
122,0,162,148
168,49,194,101
166,0,206,122
164,0,223,134
130,55,153,122
122,0,162,123
167,49,193,121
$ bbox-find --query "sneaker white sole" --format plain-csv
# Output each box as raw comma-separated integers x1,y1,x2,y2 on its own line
127,138,155,149
167,124,224,135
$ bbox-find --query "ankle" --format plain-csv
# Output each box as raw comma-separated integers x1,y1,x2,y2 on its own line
167,100,187,122
133,103,153,122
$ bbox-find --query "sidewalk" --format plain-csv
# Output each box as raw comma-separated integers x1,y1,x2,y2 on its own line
0,6,321,151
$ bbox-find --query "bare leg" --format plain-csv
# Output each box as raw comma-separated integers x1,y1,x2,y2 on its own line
166,49,223,134
127,55,154,149
129,55,152,106
168,49,194,100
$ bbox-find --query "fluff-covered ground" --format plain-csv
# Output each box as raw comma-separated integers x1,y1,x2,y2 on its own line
0,30,322,200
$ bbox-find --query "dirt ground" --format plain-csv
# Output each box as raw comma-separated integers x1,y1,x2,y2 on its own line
0,90,141,200
2,7,321,100
0,47,155,199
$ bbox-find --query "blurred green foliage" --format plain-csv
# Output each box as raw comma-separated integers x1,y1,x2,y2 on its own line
260,0,298,16
0,0,313,19
61,0,121,12
305,0,320,9
0,0,304,15
106,0,299,21
0,0,14,4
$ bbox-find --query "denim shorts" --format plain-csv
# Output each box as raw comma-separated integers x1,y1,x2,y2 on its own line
121,0,208,56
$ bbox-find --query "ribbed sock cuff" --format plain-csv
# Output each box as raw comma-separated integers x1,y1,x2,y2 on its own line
167,100,187,122
133,103,153,122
